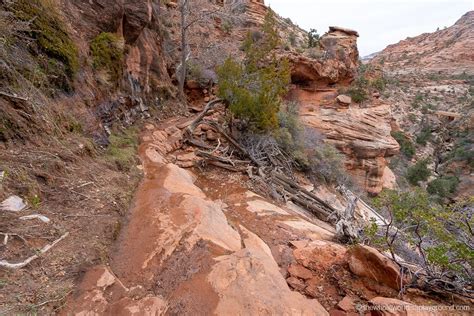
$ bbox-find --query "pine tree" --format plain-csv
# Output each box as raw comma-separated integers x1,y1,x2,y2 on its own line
217,10,291,131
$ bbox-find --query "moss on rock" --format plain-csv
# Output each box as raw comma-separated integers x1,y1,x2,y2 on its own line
90,32,124,84
11,0,79,79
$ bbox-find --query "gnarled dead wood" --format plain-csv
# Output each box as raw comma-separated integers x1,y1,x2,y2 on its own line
185,98,222,136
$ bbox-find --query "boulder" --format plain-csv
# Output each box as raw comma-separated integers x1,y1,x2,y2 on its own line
336,95,352,106
329,26,360,37
207,227,329,315
348,245,402,290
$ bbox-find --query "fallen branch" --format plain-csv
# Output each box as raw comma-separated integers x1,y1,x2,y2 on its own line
185,99,222,136
204,120,262,167
0,91,28,102
0,232,69,269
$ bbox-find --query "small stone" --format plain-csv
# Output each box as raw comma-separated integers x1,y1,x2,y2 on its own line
165,126,180,136
177,152,196,162
286,277,306,291
204,96,210,102
288,264,313,280
206,130,218,141
177,161,195,168
337,295,356,312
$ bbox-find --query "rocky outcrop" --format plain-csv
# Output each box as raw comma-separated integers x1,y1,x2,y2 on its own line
371,11,474,75
297,92,399,195
285,26,360,86
348,245,403,290
64,118,330,314
208,227,329,315
64,0,173,97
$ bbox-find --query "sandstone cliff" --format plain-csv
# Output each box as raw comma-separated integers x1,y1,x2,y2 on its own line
371,11,474,75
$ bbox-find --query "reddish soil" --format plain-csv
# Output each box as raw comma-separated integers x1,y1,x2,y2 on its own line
0,134,141,314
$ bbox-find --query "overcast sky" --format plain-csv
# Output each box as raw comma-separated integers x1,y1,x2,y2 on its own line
266,0,473,56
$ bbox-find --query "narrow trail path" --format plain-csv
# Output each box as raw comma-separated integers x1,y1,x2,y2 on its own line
62,117,334,315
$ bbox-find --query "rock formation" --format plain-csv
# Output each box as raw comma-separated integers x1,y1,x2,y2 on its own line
371,11,474,75
299,97,399,195
64,0,173,97
285,26,360,86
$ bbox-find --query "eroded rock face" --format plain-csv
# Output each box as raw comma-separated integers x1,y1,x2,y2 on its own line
285,26,359,86
64,0,172,96
371,11,474,75
299,97,399,195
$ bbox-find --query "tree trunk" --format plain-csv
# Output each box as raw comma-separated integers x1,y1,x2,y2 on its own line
179,0,188,101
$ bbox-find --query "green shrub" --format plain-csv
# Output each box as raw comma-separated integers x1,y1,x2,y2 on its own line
406,159,431,185
106,128,138,171
307,28,319,48
347,77,369,103
288,32,297,47
90,32,124,83
416,126,432,146
427,176,459,199
372,189,473,289
273,102,308,165
411,93,424,109
308,142,348,185
217,10,291,131
370,77,386,92
391,131,416,159
450,135,474,169
222,20,233,34
347,87,368,103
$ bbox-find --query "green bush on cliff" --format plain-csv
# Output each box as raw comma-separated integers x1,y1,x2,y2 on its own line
90,32,124,84
427,176,459,200
11,0,78,79
217,10,291,131
406,159,431,186
347,77,369,103
391,131,416,159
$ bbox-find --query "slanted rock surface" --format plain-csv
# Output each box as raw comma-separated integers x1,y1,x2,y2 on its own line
348,245,402,290
299,97,400,195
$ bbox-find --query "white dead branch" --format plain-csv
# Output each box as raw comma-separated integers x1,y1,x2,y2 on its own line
0,232,69,269
20,214,51,223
